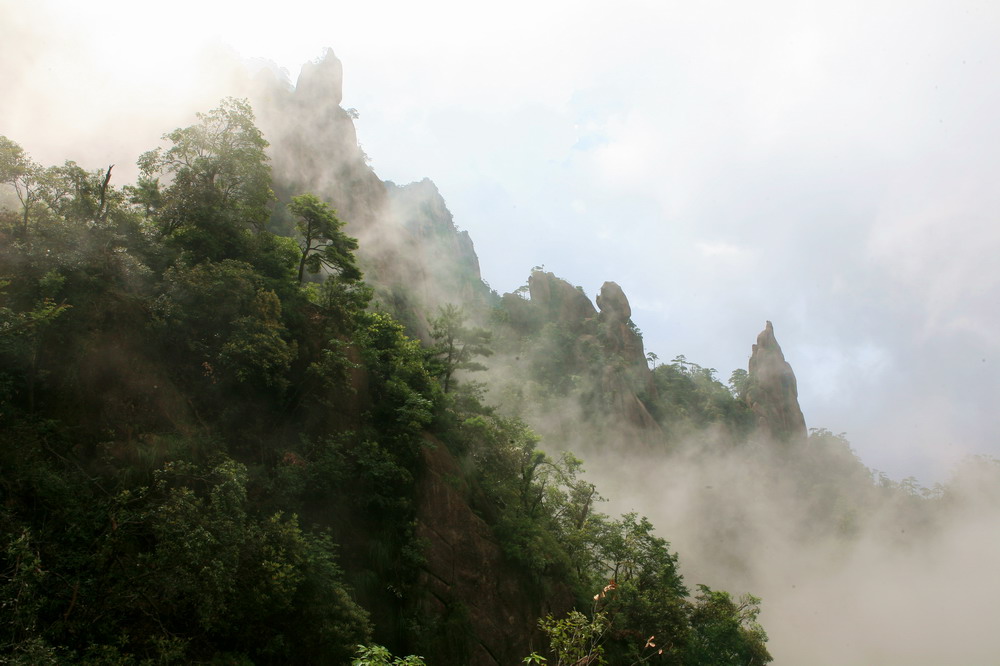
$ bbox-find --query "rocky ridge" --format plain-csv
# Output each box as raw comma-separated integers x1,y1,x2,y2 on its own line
499,270,662,439
254,51,808,662
251,50,490,339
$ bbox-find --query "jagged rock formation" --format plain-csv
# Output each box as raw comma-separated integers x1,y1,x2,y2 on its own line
386,178,489,310
250,50,492,337
253,50,385,233
498,269,598,336
596,281,651,385
249,53,570,663
746,321,807,443
499,271,661,439
528,270,599,328
596,281,660,432
295,47,344,106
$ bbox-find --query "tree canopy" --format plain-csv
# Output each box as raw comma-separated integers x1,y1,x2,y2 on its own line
287,193,361,284
0,98,779,665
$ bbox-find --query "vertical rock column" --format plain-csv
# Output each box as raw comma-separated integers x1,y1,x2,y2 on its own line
596,281,661,434
746,321,807,443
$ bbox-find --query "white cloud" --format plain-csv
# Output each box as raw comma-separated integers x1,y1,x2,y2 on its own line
695,241,747,259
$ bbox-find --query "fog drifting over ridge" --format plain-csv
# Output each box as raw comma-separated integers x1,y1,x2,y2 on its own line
7,0,1000,485
9,3,1000,664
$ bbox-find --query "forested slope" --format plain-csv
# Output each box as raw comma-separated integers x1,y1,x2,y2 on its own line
6,49,996,666
0,89,771,664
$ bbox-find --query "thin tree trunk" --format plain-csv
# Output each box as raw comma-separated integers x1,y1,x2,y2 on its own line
96,164,114,222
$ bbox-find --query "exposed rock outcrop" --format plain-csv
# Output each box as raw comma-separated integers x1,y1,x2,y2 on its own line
250,50,493,338
499,273,661,440
595,281,630,319
253,50,387,240
596,281,659,432
386,178,489,309
597,281,651,379
295,47,344,106
746,321,807,443
414,441,573,665
527,270,598,332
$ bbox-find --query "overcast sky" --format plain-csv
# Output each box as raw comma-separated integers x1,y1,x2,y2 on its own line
7,0,1000,483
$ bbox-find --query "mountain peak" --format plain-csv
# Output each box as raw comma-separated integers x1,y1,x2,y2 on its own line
295,48,343,106
596,281,631,321
746,321,807,443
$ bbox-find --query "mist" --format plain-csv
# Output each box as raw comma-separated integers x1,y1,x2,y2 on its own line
9,0,1000,481
471,276,1000,663
7,1,1000,663
589,440,1000,664
482,324,1000,664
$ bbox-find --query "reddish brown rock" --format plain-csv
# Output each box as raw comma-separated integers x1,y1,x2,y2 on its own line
527,270,598,331
414,441,574,664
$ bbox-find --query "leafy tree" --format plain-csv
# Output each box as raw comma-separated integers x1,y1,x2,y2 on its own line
357,311,438,443
154,260,265,366
0,138,128,242
536,609,609,665
683,586,770,666
728,368,749,400
218,287,297,391
0,529,53,661
138,98,273,263
139,97,272,230
35,161,117,226
93,457,372,662
0,278,72,414
429,304,492,393
648,357,754,444
287,193,361,284
0,136,41,235
352,643,426,665
124,176,164,217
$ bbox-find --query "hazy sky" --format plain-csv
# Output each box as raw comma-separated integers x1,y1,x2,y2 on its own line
7,0,1000,482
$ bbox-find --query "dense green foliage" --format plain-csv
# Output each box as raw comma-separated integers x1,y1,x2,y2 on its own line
440,405,770,663
647,356,755,446
0,101,387,663
287,193,360,284
428,304,492,394
0,101,774,664
352,643,426,665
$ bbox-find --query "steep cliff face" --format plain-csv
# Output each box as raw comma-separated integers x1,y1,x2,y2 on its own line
386,178,491,311
249,52,556,662
413,441,573,664
746,321,807,443
596,281,660,434
251,50,491,337
254,50,386,234
596,281,651,384
499,271,661,439
527,270,598,330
